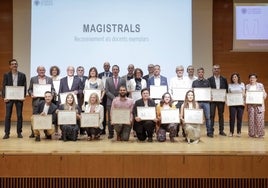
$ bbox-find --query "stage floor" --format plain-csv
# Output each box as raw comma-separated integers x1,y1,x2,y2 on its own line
0,123,267,155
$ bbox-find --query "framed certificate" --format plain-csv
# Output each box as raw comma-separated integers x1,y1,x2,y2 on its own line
171,88,190,101
32,115,52,130
184,109,203,124
193,88,211,101
5,86,25,100
137,107,156,120
161,109,180,124
111,109,131,124
33,84,51,97
246,91,264,104
53,80,60,94
80,113,100,128
57,110,77,125
226,93,244,106
211,89,226,102
84,89,102,104
150,85,167,99
60,92,78,104
130,91,142,101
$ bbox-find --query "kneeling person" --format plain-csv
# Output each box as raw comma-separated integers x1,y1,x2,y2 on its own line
33,91,57,141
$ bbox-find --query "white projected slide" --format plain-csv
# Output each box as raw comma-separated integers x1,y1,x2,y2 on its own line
31,0,192,80
233,3,268,51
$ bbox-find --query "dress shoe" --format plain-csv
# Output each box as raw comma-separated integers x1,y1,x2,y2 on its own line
29,133,35,138
116,135,121,141
207,133,214,138
3,134,9,139
46,135,52,139
17,133,23,138
35,135,41,142
170,137,175,142
219,132,227,136
148,137,153,142
108,135,114,139
100,130,106,135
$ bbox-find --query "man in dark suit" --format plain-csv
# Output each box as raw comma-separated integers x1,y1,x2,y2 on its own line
147,64,168,101
105,65,126,139
28,66,55,138
98,61,113,135
33,91,58,141
208,64,228,136
2,59,27,139
74,66,87,109
142,64,154,83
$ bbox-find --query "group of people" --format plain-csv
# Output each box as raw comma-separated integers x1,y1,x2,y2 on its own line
2,59,267,143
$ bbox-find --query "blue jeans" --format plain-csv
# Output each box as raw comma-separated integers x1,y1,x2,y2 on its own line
198,102,212,135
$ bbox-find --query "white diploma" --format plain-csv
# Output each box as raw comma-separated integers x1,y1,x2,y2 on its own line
246,91,264,104
137,107,156,120
150,85,167,99
32,115,52,130
33,84,51,97
111,109,131,124
83,89,102,103
60,92,78,104
80,113,100,128
161,109,180,124
193,88,211,101
130,91,142,101
184,109,204,124
53,80,60,94
211,89,226,102
57,110,77,125
171,88,190,101
226,93,244,106
5,86,25,100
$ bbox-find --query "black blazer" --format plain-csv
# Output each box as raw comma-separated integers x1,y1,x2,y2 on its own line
208,76,228,92
34,100,58,124
2,71,27,98
98,71,113,79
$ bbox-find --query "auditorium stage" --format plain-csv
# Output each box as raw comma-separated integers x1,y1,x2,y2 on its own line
0,123,268,188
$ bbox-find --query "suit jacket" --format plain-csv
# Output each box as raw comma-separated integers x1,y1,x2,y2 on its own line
105,76,126,106
74,75,87,88
208,76,228,91
2,71,27,98
147,75,168,89
98,71,113,79
33,100,58,125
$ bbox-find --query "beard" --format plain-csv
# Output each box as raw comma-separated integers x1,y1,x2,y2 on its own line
119,93,126,98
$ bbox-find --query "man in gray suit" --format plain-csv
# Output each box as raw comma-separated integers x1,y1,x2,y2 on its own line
105,65,127,139
28,66,55,138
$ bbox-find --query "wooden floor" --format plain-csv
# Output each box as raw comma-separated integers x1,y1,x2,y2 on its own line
1,122,267,155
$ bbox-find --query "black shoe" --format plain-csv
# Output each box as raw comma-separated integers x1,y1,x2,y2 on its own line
46,135,52,139
35,135,41,142
108,135,114,139
17,133,23,138
219,132,227,136
207,133,214,138
101,130,106,135
3,134,9,139
29,133,35,138
148,137,153,142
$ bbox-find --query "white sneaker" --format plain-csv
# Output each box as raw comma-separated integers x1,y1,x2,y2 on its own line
228,133,233,137
191,139,199,144
237,133,241,137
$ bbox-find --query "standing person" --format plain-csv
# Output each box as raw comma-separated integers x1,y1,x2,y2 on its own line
143,64,154,83
58,93,81,141
2,59,27,139
28,66,55,138
32,91,57,142
133,88,157,142
208,64,228,136
228,73,245,137
246,73,267,138
169,65,188,137
156,92,178,142
111,86,134,141
121,64,135,92
180,90,201,144
192,67,213,137
147,64,168,90
128,68,147,100
105,65,127,139
74,66,87,108
84,92,104,141
98,61,113,135
185,65,197,88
